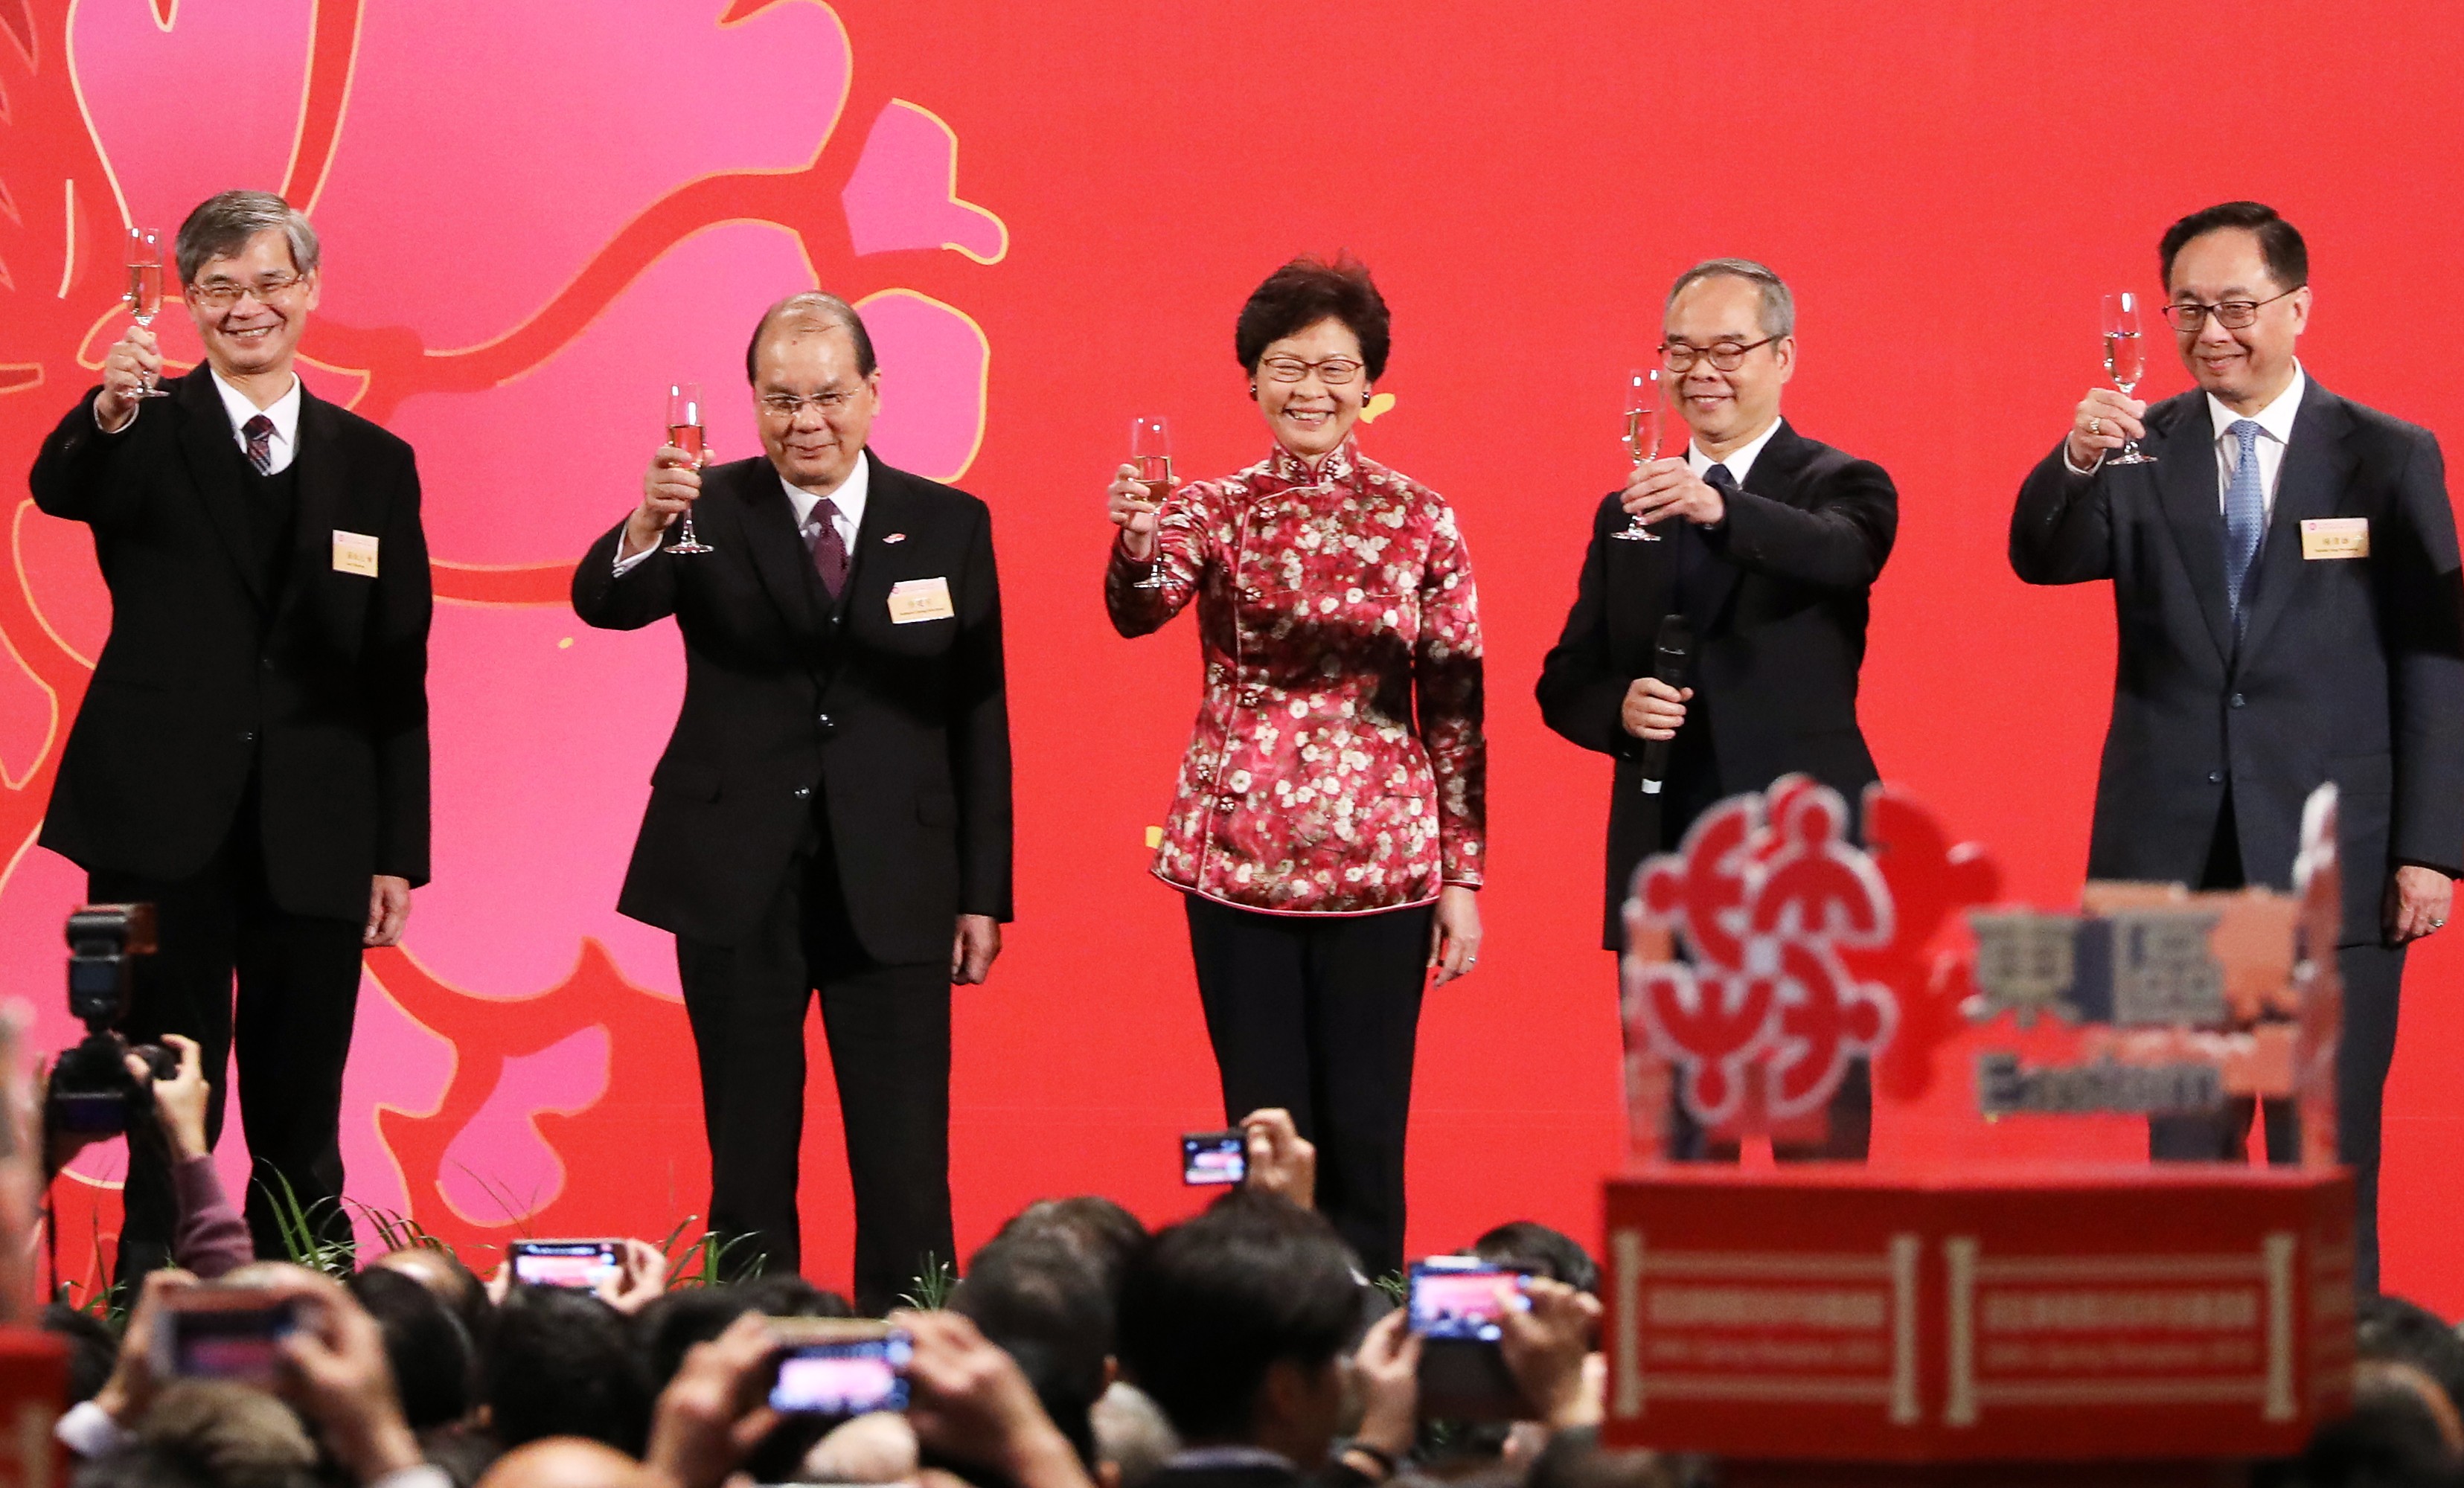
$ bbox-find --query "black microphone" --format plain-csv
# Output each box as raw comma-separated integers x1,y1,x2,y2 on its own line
1639,614,1694,795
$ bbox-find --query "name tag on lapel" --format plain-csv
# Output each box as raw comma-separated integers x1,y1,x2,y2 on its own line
887,577,955,623
331,530,380,577
2300,517,2369,560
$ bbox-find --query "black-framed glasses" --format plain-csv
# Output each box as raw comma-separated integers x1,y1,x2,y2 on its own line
1258,355,1363,385
2158,286,2303,333
188,273,308,309
757,390,862,419
1659,336,1777,373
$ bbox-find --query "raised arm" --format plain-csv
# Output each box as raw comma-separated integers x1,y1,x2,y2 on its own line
1104,469,1218,638
1712,453,1897,590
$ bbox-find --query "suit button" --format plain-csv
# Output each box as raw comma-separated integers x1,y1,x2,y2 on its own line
793,786,811,799
816,712,836,736
1241,587,1261,603
2230,693,2246,708
240,730,257,743
1239,689,1263,707
2208,771,2224,784
1216,795,1239,812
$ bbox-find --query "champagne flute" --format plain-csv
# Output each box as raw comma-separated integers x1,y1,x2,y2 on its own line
124,227,170,399
664,382,715,554
2101,292,2154,466
1613,367,1665,541
1129,415,1173,589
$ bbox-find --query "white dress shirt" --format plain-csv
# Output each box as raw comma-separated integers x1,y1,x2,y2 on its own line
1686,415,1784,493
210,371,303,474
615,451,870,574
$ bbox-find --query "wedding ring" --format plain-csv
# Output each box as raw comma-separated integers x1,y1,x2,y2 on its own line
2087,417,2103,437
2433,918,2448,931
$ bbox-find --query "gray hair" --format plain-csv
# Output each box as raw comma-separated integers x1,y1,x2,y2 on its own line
1665,257,1794,339
745,290,878,382
174,190,320,283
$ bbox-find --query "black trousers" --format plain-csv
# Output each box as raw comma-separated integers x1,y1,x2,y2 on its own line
1184,895,1434,1279
2151,797,2406,1294
89,812,366,1276
674,804,952,1313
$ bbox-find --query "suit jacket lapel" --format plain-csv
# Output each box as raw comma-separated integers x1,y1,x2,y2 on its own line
170,368,266,607
282,389,374,648
840,451,914,628
2151,399,2233,666
735,461,824,641
2236,379,2355,665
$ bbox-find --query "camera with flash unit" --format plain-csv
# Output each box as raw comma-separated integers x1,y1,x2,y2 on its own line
46,905,176,1138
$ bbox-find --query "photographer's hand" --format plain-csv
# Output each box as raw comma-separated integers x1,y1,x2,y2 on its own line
644,1311,778,1488
895,1309,1091,1488
1497,1278,1602,1429
263,1266,425,1485
1238,1108,1316,1211
93,1268,198,1426
140,1035,211,1162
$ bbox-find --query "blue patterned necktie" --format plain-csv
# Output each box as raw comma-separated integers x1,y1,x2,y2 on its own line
2222,419,2266,632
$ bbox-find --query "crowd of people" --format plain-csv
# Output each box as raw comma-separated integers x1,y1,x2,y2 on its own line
30,1091,2464,1488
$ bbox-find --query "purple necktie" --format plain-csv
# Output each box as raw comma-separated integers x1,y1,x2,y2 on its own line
242,414,275,475
810,496,848,597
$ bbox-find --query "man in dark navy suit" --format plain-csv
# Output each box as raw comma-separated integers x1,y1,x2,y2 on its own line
574,292,1011,1309
2012,202,2464,1292
1538,258,1898,1160
30,190,432,1271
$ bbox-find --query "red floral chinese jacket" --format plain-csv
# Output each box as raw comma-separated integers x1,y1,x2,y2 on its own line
1106,439,1485,914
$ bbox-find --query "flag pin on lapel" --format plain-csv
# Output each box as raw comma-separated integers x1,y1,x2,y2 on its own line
883,533,907,544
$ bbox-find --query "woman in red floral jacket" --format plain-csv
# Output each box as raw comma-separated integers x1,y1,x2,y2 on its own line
1102,256,1485,1275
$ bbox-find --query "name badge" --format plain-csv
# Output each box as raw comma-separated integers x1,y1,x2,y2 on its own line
332,530,380,577
2300,517,2369,560
887,577,956,623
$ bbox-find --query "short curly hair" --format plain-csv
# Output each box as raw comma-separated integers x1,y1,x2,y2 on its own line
1234,254,1391,381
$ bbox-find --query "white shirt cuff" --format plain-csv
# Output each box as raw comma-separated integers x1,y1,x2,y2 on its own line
92,402,136,437
56,1399,134,1458
612,536,659,576
366,1467,452,1488
2063,446,2105,477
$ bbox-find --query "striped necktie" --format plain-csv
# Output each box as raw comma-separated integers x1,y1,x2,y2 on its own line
242,414,275,476
2222,419,2266,632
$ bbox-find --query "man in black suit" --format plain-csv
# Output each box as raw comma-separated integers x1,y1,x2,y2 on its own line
29,190,431,1269
573,292,1011,1309
1537,258,1898,1159
2012,202,2464,1292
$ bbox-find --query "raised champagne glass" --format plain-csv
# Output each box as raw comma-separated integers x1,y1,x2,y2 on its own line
1613,367,1665,541
664,382,714,554
2102,292,2154,466
124,227,170,399
1130,414,1173,589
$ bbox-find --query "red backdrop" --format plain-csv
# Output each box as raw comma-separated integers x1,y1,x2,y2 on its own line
4,0,2460,1309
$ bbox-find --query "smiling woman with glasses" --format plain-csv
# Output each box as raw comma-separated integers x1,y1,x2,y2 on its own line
1098,254,1487,1278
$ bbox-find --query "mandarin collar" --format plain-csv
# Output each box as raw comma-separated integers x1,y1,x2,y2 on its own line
1265,436,1360,489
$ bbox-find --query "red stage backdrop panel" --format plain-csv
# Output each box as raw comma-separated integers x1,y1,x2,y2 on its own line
3,0,2460,1309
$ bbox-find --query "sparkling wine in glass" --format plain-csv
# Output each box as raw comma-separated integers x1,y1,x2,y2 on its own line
664,382,714,554
1129,415,1173,589
124,227,170,399
1613,367,1665,541
2102,292,2154,466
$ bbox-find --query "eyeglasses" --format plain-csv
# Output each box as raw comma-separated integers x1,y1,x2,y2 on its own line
1258,356,1363,385
2159,286,2303,333
1659,336,1778,373
187,273,308,309
757,390,863,419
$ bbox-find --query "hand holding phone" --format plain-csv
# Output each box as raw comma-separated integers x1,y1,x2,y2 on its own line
510,1239,624,1290
150,1286,299,1387
1409,1257,1534,1420
1180,1130,1247,1186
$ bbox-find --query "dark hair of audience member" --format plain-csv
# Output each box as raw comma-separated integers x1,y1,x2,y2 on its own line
994,1196,1149,1301
1233,254,1392,382
74,1441,217,1488
1116,1192,1363,1443
631,1275,854,1398
2294,1359,2463,1488
370,1245,496,1364
482,1285,650,1455
955,1234,1114,1466
42,1302,118,1405
347,1266,475,1431
2359,1295,2464,1422
1524,1426,1688,1488
1471,1221,1601,1295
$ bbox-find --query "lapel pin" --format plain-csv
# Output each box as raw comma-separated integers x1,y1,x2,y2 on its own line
883,533,907,544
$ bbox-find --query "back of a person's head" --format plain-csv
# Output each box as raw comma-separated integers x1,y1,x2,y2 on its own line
484,1286,648,1455
42,1302,119,1405
631,1286,752,1396
2361,1296,2464,1420
2297,1359,2464,1488
1471,1222,1601,1296
368,1245,494,1359
995,1197,1148,1298
473,1436,659,1488
349,1264,476,1430
75,1441,217,1488
1524,1426,1687,1488
134,1381,318,1488
733,1271,854,1321
1116,1192,1362,1444
954,1234,1111,1465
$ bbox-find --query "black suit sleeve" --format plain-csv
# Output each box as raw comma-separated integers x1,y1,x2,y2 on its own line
370,442,433,885
949,501,1014,922
2010,443,2116,585
1536,495,1643,761
570,520,679,629
1710,455,1898,590
2381,431,2464,877
28,388,143,529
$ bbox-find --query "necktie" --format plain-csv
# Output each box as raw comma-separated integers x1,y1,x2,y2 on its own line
2222,419,2266,631
242,414,275,476
1677,464,1738,608
810,496,848,598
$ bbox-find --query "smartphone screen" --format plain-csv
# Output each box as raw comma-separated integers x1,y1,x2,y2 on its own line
155,1293,298,1386
1408,1258,1529,1342
1182,1130,1247,1186
769,1333,914,1415
511,1240,623,1289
